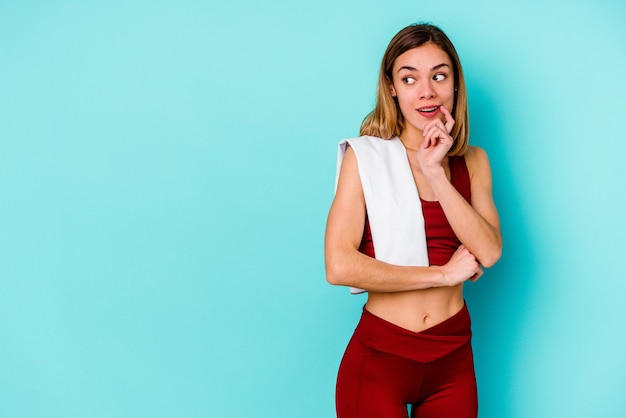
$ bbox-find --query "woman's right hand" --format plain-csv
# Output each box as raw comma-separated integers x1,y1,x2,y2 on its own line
440,245,483,286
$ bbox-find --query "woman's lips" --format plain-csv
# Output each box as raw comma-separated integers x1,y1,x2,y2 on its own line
417,106,440,118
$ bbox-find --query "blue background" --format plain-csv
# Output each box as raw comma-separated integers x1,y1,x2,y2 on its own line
1,1,625,417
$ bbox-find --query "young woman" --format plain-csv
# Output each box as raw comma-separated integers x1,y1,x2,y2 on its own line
324,23,502,417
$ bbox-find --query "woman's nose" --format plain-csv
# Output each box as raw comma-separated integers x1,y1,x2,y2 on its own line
419,81,435,99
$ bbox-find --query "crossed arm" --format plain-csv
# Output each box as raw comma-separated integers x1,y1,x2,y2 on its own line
324,143,502,292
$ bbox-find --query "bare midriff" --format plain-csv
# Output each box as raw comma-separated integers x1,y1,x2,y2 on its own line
365,285,464,333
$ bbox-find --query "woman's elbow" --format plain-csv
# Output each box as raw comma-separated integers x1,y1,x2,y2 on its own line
480,243,502,268
325,263,344,286
324,255,350,286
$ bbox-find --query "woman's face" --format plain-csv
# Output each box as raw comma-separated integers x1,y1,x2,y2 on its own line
389,43,455,134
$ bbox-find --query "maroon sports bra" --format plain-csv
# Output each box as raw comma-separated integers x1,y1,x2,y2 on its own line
358,156,471,266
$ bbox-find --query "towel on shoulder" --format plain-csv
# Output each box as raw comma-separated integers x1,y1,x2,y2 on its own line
335,136,430,294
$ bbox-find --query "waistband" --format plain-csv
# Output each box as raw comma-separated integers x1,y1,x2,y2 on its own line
354,303,472,363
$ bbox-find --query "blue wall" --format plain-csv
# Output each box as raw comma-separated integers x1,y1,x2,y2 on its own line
1,1,625,417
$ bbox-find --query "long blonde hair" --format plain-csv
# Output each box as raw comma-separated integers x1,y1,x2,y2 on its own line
360,24,470,156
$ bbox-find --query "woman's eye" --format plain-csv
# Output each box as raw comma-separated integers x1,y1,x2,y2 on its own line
402,76,415,85
433,73,447,81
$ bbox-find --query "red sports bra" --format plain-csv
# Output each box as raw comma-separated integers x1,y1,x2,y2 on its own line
358,156,471,266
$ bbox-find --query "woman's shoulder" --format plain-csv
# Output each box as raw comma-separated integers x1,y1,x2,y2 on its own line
342,135,390,145
342,135,401,157
462,145,492,180
464,144,488,158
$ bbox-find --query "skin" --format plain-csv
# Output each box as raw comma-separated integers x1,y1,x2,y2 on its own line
324,42,502,332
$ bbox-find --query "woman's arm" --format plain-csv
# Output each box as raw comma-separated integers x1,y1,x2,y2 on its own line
425,146,502,267
417,107,502,267
324,146,482,291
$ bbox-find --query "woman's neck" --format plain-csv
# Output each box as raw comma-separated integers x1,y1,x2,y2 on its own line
399,128,424,152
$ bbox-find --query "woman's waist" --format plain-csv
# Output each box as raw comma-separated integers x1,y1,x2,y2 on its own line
355,290,471,363
365,285,465,333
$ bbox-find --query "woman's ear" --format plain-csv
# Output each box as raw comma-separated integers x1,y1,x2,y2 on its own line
387,77,396,97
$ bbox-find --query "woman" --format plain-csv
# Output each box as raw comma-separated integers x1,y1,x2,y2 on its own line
324,23,502,418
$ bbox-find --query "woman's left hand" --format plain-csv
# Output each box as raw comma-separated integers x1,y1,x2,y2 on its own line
417,105,455,177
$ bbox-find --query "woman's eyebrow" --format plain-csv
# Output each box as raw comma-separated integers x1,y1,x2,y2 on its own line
397,65,417,73
431,63,450,71
397,63,450,74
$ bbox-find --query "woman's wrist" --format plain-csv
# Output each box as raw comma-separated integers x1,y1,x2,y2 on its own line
423,165,447,184
429,265,447,288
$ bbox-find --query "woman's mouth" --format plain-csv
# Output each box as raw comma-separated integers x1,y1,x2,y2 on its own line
417,106,440,117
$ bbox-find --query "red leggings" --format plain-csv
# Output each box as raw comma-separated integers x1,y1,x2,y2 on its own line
336,304,477,418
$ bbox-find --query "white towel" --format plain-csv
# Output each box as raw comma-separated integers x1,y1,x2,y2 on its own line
335,136,429,294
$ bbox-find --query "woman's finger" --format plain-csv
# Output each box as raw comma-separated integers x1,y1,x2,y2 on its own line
424,124,449,147
440,105,455,134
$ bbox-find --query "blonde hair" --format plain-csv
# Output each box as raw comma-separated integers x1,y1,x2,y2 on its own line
360,23,470,156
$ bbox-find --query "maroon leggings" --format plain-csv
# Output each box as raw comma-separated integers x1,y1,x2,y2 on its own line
336,304,477,418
